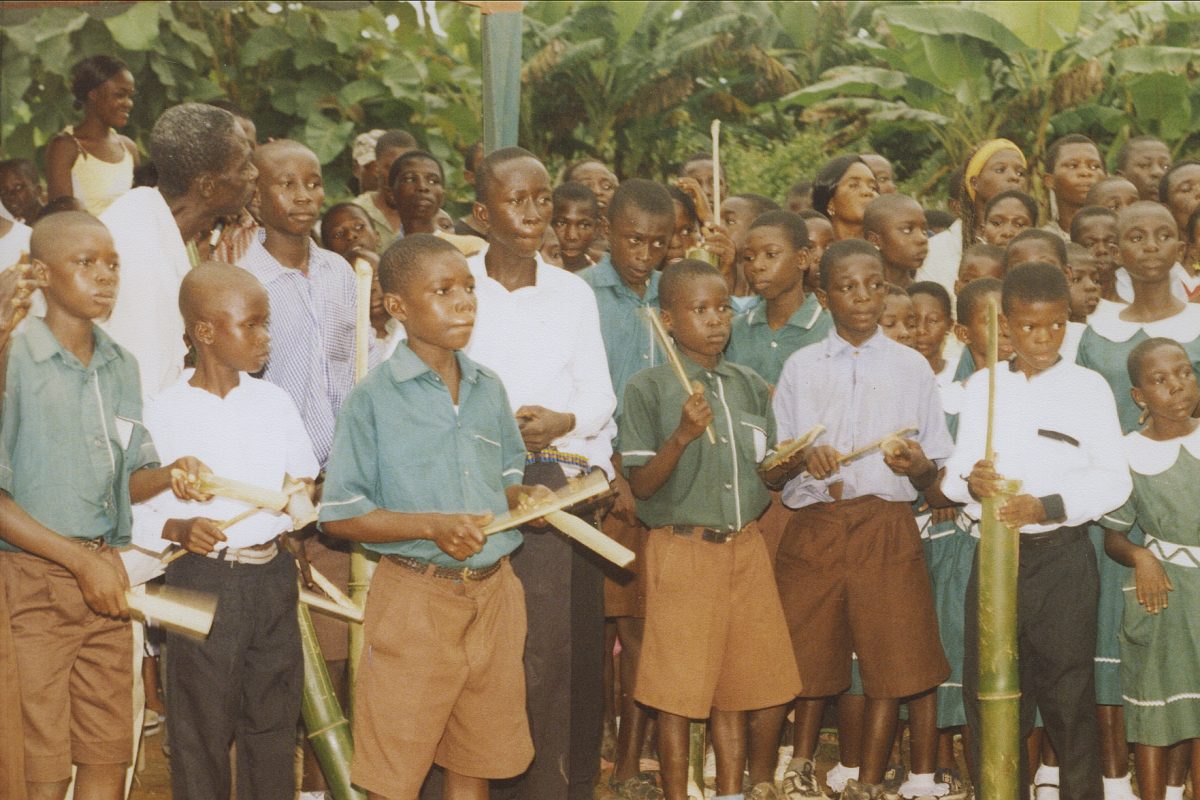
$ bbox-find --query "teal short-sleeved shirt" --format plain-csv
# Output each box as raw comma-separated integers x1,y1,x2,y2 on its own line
725,294,831,385
0,319,159,551
318,343,526,567
578,255,662,418
619,355,774,531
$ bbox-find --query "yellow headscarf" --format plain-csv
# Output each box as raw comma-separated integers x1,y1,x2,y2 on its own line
964,139,1026,201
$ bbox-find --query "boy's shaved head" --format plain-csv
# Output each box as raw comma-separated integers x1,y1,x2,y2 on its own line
1001,262,1069,314
378,233,464,295
819,239,882,291
30,210,107,262
862,193,923,236
252,138,316,169
956,276,1003,324
475,146,542,204
1005,228,1067,269
179,262,267,326
608,179,674,223
659,258,724,310
1117,200,1177,234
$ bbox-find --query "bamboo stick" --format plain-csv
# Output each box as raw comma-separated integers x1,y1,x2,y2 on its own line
127,584,217,639
978,296,1021,800
348,256,377,717
170,469,290,511
299,604,366,800
542,511,634,567
758,424,826,473
300,588,364,623
484,470,610,534
710,119,722,224
160,507,267,565
641,308,716,444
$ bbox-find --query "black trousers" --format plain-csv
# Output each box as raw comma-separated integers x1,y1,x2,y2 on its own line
963,526,1102,800
165,550,303,800
494,462,606,800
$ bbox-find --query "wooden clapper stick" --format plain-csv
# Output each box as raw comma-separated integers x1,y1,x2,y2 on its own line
484,471,634,567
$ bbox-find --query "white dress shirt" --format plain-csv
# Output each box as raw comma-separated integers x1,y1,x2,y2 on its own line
133,372,318,553
773,327,954,508
942,358,1130,533
100,187,193,397
465,250,617,474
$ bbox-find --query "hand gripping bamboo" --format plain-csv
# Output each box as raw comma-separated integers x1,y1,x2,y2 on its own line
978,296,1021,800
640,308,716,444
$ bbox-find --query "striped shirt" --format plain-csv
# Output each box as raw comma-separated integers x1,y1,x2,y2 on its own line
238,232,375,465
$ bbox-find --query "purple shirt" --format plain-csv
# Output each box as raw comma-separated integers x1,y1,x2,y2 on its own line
772,327,953,509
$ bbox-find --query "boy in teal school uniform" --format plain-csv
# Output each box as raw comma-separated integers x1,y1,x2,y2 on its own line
319,234,554,800
0,211,205,800
580,178,675,798
620,258,802,800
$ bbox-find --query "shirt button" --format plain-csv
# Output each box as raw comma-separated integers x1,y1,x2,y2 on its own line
770,341,778,348
464,470,470,476
720,436,728,443
724,483,732,490
94,437,104,448
643,354,649,359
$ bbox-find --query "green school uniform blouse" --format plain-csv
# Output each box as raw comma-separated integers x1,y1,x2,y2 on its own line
619,355,774,532
725,294,832,385
0,319,159,551
318,343,525,567
579,255,662,417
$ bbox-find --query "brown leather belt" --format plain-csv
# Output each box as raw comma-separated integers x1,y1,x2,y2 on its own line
666,524,748,544
386,554,506,582
72,536,106,551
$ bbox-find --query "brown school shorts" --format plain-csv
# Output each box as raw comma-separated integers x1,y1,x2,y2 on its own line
351,557,533,798
775,496,949,699
636,522,802,718
758,491,793,563
1,548,134,783
602,512,648,618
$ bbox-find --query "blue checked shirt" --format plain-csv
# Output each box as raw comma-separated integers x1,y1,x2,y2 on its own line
238,232,377,465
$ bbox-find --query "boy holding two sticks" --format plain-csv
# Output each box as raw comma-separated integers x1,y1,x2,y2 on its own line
1,211,204,800
132,263,319,799
320,234,555,800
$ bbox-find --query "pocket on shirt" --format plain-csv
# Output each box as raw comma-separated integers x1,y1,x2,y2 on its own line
736,412,769,464
471,432,505,492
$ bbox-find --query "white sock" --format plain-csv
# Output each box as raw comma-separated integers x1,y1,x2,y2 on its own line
826,762,860,792
1034,764,1060,785
1103,775,1136,800
1165,787,1184,800
715,795,744,800
900,772,949,798
298,793,329,800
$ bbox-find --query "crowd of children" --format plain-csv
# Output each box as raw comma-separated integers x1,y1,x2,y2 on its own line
1,52,1199,800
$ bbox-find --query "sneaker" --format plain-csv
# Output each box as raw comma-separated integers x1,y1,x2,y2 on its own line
933,769,968,800
748,783,783,800
782,757,825,800
881,765,907,800
610,772,664,800
826,763,860,794
842,780,883,800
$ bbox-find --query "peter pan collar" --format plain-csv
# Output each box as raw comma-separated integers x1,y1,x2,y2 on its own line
1087,300,1200,343
1123,424,1200,476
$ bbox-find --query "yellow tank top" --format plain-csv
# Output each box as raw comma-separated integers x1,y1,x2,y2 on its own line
65,126,134,215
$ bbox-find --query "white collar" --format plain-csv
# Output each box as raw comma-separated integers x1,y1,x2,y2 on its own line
1124,424,1200,475
1086,299,1200,343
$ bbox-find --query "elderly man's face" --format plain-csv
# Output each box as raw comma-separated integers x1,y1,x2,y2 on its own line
208,132,257,217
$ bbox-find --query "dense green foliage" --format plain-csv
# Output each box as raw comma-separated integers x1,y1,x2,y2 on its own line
1,1,1197,206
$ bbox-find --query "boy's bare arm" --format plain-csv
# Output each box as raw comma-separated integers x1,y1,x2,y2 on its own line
627,391,712,500
882,438,939,490
0,493,129,619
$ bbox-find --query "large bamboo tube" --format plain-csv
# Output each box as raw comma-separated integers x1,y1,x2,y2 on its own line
978,297,1021,800
299,603,366,800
